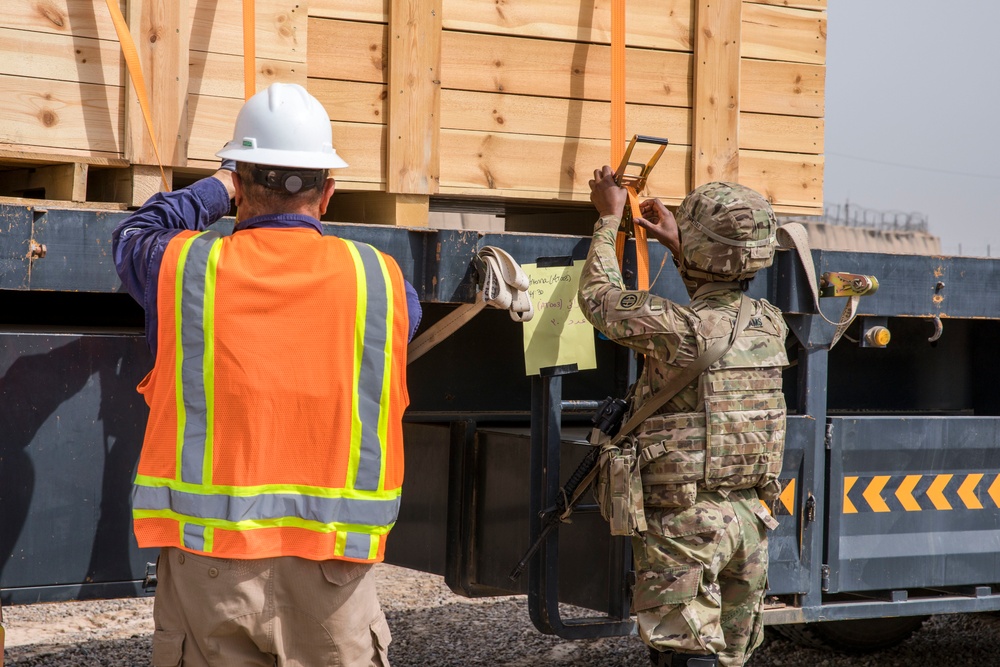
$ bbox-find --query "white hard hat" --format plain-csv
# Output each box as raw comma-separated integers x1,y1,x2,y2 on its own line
216,83,349,169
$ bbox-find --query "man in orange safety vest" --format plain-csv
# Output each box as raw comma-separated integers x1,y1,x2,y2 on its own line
113,82,420,667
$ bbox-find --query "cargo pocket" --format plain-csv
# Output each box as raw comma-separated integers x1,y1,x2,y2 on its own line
370,614,392,667
151,629,184,667
631,565,701,613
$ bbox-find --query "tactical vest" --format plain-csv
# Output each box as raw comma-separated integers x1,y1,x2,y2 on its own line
637,297,788,508
132,227,410,563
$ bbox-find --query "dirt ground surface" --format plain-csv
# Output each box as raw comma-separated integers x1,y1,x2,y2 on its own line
5,564,1000,666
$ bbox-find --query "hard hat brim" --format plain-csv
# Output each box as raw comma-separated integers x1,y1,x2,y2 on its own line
216,143,349,169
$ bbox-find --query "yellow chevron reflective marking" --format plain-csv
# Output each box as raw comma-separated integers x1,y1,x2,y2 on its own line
862,476,891,513
927,474,953,510
958,473,984,509
894,475,922,511
844,472,1000,513
843,476,858,514
760,499,772,515
990,475,1000,508
779,478,796,514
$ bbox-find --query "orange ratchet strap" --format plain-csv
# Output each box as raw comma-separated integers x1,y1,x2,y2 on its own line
243,0,256,100
609,1,650,291
104,0,170,192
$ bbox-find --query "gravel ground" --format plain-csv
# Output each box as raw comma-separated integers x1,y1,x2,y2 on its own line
4,564,1000,666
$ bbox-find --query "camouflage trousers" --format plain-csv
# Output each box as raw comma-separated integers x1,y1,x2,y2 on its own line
632,488,771,667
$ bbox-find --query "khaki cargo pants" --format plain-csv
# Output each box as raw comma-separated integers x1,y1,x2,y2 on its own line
632,489,772,667
151,547,391,667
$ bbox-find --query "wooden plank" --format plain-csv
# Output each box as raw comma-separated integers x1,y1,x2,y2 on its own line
742,3,825,65
189,0,306,61
440,0,692,52
0,27,122,87
0,147,129,167
190,51,307,99
308,18,387,83
438,130,689,200
0,195,127,211
309,79,388,125
740,58,824,117
0,75,123,155
442,31,692,107
740,112,822,154
329,122,386,185
739,149,822,209
186,95,243,162
126,0,189,166
441,90,691,144
691,0,741,186
309,0,386,22
329,192,430,226
746,0,826,12
387,0,441,195
2,0,126,41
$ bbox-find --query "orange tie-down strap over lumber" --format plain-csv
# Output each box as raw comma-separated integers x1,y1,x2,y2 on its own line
243,0,256,100
610,0,651,291
103,0,171,192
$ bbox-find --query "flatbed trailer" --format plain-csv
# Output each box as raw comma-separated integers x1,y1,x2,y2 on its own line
3,202,1000,653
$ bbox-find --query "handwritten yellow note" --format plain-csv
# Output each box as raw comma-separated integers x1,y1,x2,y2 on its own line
521,260,597,376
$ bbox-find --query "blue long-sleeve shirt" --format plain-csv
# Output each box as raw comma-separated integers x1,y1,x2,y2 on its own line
112,176,422,357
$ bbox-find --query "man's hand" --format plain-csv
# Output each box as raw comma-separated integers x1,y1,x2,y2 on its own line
589,166,627,218
214,149,238,200
636,198,681,257
212,169,237,200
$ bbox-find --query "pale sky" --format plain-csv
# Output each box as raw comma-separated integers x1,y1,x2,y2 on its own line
824,2,1000,256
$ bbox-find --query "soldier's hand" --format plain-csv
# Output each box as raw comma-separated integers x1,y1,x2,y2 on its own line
589,166,627,218
636,198,680,256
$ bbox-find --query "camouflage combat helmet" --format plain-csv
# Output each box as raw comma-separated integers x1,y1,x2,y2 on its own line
675,181,777,284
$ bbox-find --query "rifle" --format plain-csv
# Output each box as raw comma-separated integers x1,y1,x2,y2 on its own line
508,397,628,582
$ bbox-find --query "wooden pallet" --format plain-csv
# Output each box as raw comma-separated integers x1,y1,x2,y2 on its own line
0,148,177,209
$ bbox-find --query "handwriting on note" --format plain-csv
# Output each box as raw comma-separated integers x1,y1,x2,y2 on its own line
521,260,597,376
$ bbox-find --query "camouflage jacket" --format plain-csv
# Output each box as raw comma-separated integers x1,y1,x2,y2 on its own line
577,215,788,416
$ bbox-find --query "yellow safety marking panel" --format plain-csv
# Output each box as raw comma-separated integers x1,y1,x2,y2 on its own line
779,478,796,515
843,473,998,513
760,478,797,517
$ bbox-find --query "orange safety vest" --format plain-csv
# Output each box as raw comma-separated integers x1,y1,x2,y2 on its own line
132,227,409,563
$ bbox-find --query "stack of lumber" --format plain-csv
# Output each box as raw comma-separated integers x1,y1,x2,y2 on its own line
0,0,826,225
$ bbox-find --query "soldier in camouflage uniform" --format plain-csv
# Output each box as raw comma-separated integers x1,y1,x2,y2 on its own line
578,166,789,667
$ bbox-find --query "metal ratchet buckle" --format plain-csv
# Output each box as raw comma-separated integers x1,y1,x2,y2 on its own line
613,134,669,235
819,272,880,298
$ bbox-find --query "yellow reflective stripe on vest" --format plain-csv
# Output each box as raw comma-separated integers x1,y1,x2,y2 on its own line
374,250,395,493
342,240,395,492
173,232,223,486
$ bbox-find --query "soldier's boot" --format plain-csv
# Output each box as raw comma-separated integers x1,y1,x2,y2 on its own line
649,647,719,667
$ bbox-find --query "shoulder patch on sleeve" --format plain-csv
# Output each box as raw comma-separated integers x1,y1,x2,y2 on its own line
616,291,647,310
